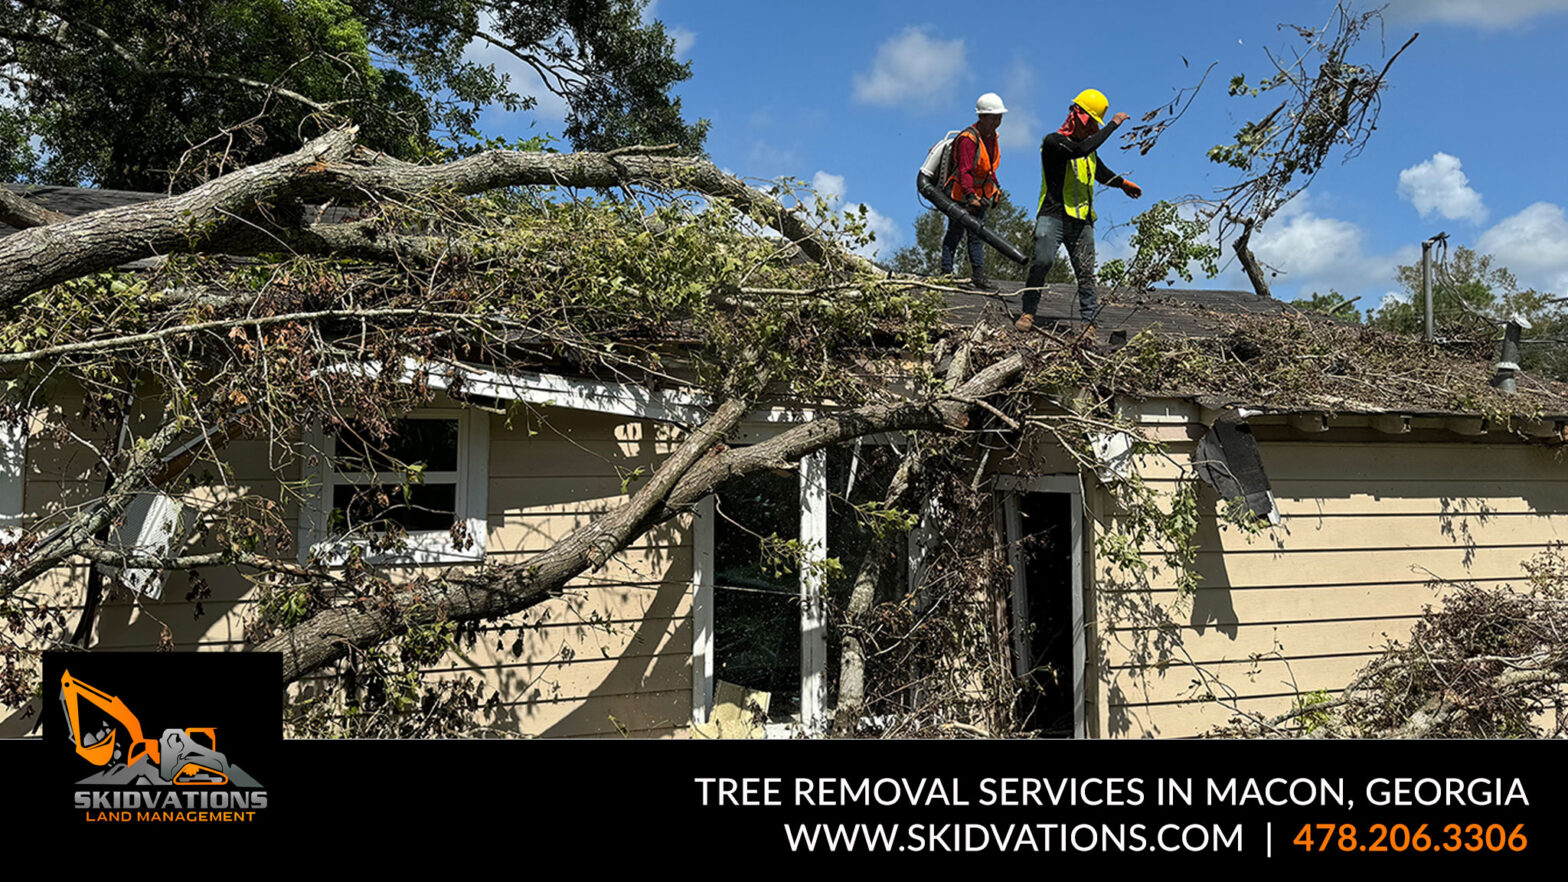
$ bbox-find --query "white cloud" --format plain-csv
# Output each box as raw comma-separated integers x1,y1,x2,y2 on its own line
1477,202,1568,293
851,203,902,259
1384,0,1568,28
852,27,967,110
1237,199,1416,299
1397,153,1487,224
809,170,901,258
1380,290,1412,310
1253,208,1363,279
810,171,847,208
668,27,697,58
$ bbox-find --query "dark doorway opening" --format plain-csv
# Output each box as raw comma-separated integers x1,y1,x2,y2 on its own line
1016,491,1076,736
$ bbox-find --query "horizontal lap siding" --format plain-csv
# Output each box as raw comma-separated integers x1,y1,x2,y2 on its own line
6,408,696,740
462,412,695,737
1096,439,1568,739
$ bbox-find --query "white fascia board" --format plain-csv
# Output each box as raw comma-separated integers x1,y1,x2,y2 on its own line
320,358,715,425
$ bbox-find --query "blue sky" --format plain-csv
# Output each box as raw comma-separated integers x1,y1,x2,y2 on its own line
476,0,1568,310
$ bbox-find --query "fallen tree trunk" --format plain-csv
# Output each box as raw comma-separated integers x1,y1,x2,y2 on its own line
0,128,359,307
0,127,873,312
259,352,1026,685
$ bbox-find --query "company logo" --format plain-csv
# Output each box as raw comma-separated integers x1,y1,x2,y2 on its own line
46,654,277,826
61,670,262,788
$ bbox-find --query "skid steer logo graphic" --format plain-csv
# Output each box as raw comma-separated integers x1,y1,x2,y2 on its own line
59,670,261,787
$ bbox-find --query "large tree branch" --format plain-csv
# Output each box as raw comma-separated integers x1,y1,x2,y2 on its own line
0,188,70,229
257,393,754,682
0,128,873,313
0,415,192,601
0,127,359,307
313,146,875,274
257,352,1026,684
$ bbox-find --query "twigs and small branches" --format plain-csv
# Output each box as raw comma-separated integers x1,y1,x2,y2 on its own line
1117,3,1417,298
1222,546,1568,738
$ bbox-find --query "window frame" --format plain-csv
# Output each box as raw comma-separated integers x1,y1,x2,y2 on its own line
299,407,489,566
998,474,1087,739
692,437,915,737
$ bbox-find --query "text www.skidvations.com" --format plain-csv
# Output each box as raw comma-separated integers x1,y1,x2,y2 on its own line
784,822,1246,853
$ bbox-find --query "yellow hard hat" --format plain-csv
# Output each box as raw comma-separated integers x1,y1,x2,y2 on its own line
1072,89,1108,125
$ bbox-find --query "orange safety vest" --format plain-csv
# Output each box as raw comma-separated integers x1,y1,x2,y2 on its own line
947,127,1000,202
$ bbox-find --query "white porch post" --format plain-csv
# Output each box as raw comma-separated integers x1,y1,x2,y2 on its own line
799,449,829,735
691,495,716,725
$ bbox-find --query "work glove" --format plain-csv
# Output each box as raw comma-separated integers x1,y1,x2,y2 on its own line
1121,178,1142,198
965,192,983,210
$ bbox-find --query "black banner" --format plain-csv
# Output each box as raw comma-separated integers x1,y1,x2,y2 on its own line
3,658,1557,865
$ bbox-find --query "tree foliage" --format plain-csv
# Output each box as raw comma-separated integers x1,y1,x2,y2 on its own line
1119,2,1415,297
1295,290,1360,321
0,0,705,190
1098,200,1221,292
1370,245,1568,381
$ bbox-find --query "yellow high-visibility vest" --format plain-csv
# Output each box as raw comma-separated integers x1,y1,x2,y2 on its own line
1042,153,1098,221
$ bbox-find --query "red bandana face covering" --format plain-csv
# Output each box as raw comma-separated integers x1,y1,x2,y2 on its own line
1057,105,1098,138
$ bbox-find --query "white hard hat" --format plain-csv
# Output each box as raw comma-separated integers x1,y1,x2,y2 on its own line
976,92,1008,115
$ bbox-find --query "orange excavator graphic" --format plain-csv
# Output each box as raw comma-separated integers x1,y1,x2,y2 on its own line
59,670,252,786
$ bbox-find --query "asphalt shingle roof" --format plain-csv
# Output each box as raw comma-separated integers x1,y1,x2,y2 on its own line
941,279,1296,339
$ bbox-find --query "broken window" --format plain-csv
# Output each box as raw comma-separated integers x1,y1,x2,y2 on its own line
712,468,801,719
824,443,909,710
330,417,462,535
1002,476,1086,738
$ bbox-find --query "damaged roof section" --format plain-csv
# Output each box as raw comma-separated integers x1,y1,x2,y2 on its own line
1193,415,1280,524
945,280,1568,423
943,280,1296,339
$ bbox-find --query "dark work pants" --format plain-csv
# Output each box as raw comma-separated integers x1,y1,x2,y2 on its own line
940,205,986,277
1021,213,1098,322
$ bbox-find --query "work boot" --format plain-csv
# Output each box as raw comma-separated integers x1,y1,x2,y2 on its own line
969,275,997,292
1014,313,1035,332
1078,323,1096,342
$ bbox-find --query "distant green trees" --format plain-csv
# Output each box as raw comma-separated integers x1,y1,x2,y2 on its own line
0,0,705,190
1303,246,1568,381
885,187,1069,283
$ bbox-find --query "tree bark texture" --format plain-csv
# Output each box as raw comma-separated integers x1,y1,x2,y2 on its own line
0,127,873,313
1233,219,1272,299
260,354,1025,684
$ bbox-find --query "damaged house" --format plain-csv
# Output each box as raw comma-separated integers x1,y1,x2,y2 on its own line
3,162,1567,741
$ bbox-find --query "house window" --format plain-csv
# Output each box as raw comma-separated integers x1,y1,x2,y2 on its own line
301,409,488,566
695,442,911,735
710,467,804,719
0,418,24,538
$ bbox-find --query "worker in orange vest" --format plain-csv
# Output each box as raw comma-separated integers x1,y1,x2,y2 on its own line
942,92,1006,291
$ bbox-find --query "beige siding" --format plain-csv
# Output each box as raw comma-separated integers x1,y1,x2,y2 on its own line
3,405,697,740
1094,437,1568,739
477,411,695,737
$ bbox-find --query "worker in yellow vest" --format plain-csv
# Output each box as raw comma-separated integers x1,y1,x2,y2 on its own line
942,92,1006,291
1015,89,1142,332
